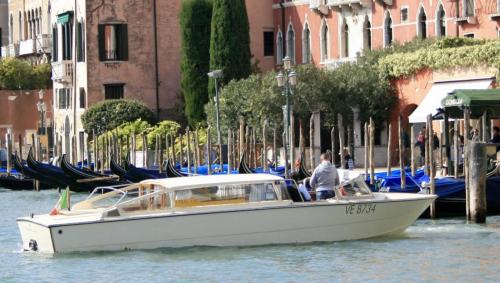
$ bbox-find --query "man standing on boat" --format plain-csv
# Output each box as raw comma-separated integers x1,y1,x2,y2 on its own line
310,153,339,200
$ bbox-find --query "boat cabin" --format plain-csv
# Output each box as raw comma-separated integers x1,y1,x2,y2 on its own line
72,174,295,217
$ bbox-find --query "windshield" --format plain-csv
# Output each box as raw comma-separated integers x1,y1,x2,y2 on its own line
336,176,373,198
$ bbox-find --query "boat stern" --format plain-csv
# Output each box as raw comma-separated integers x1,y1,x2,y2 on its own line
17,217,55,253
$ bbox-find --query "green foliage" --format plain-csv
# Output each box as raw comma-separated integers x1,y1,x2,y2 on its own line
204,64,396,130
81,99,155,135
0,58,51,90
179,0,213,126
147,120,182,146
208,0,252,97
378,40,500,79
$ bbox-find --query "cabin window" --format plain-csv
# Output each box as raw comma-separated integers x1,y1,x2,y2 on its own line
263,31,274,57
98,24,128,61
104,84,124,100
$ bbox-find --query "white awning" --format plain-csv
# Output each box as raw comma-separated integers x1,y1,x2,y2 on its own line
408,78,494,123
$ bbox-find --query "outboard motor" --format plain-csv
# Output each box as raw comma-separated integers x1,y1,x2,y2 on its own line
28,239,38,251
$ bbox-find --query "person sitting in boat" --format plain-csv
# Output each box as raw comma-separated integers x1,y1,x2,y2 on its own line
310,153,339,200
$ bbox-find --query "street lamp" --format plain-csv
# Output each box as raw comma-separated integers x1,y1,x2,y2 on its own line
37,89,47,136
208,69,223,168
275,56,297,176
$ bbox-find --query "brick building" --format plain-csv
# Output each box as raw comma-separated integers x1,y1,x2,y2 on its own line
271,0,499,166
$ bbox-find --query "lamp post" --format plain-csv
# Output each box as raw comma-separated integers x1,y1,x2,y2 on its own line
276,56,297,176
208,69,223,169
36,89,47,136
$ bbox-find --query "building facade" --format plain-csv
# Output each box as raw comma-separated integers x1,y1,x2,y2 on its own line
0,0,52,63
50,0,184,160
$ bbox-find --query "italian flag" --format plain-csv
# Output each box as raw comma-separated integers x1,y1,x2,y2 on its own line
50,187,70,215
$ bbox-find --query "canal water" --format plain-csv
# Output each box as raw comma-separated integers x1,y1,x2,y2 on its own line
0,188,499,282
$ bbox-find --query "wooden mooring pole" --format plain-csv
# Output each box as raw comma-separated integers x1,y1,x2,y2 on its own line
309,115,315,172
464,108,471,220
6,132,12,175
386,123,392,176
399,116,406,189
227,129,232,175
369,118,375,186
427,114,436,219
468,141,487,223
364,122,369,178
207,127,212,175
410,125,416,176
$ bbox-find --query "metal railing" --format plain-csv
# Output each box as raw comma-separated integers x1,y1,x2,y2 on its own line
51,61,74,84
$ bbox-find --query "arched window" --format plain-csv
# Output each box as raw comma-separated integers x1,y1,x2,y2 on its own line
320,20,329,62
9,14,13,44
18,12,22,41
363,17,371,50
417,7,427,39
463,0,475,17
384,13,393,47
286,24,295,63
302,23,311,64
276,30,283,65
341,21,349,58
436,5,446,38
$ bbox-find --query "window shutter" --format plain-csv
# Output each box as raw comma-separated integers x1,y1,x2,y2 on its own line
120,24,128,61
98,24,105,61
52,27,58,61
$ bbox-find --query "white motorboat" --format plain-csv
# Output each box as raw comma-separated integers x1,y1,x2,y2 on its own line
17,174,436,253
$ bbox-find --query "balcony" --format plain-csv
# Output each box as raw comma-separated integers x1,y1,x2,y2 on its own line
455,15,477,24
52,61,74,84
327,0,372,9
324,57,357,71
310,0,330,15
36,34,52,53
19,39,36,56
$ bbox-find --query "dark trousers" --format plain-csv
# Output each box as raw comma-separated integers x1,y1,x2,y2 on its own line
316,190,335,200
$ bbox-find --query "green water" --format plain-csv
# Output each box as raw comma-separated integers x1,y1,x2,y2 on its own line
0,189,499,282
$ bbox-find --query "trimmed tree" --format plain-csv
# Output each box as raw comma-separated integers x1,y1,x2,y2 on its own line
81,99,155,135
208,0,252,97
179,0,213,126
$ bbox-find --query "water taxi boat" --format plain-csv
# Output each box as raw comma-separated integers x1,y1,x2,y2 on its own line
17,174,436,253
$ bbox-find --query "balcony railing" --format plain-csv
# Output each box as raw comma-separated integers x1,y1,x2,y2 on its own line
327,0,372,7
36,34,52,53
324,57,357,71
19,39,36,56
52,61,74,84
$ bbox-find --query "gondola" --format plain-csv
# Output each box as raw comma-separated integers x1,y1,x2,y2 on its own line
238,152,253,174
165,159,187,177
26,150,99,193
123,161,167,182
0,173,53,190
11,154,58,190
60,155,126,188
110,157,128,178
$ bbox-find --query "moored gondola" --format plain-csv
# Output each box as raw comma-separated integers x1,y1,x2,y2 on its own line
12,153,60,189
110,157,128,178
165,159,187,177
60,155,126,188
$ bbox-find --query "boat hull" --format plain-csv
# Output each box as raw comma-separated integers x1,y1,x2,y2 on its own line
18,193,435,253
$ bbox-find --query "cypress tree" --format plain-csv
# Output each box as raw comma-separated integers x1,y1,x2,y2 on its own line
208,0,252,97
179,0,213,126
